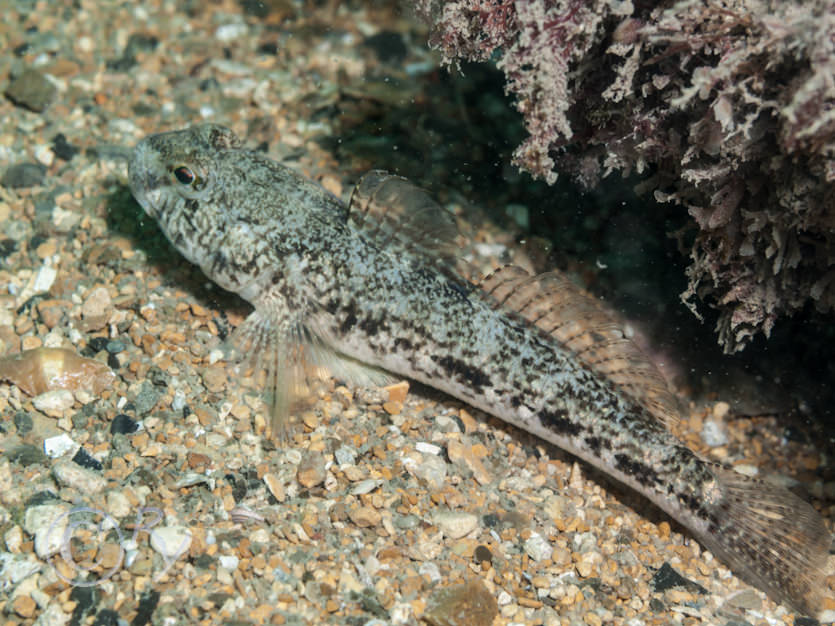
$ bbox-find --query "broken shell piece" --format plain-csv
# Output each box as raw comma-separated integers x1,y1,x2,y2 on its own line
229,507,265,524
0,347,116,396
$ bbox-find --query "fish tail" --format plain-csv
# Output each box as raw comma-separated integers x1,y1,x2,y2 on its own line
696,464,831,617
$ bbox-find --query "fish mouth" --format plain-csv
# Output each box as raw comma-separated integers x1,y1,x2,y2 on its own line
127,140,162,217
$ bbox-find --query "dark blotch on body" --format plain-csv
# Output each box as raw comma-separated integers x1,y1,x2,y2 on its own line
540,408,584,437
614,453,658,488
432,355,491,393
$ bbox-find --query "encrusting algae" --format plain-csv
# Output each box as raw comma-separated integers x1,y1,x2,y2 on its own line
128,124,832,617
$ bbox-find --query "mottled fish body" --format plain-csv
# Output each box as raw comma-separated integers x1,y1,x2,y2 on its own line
129,125,830,616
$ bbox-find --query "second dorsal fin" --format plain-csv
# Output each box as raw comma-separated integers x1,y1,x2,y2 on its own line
479,265,682,428
348,171,461,262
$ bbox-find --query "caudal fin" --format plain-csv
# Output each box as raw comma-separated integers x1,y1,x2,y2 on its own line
699,464,831,617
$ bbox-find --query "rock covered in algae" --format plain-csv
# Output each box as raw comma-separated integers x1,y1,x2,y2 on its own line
0,347,115,396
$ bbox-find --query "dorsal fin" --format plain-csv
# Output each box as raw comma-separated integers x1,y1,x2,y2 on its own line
348,171,461,262
479,265,682,428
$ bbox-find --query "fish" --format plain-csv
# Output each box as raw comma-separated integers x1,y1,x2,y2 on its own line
128,124,830,617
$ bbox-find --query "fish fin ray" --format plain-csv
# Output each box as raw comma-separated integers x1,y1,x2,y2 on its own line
699,464,831,616
348,171,463,265
478,264,682,428
225,306,307,442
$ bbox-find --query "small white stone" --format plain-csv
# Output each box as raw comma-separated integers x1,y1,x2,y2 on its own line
34,389,75,414
23,503,70,558
0,552,40,585
334,445,357,466
34,144,54,167
218,554,239,570
4,525,23,552
53,460,107,494
149,526,192,560
215,23,248,42
33,602,69,626
208,348,224,365
700,419,728,447
43,433,78,458
350,479,381,496
524,531,553,562
31,265,57,294
406,452,447,489
418,561,442,582
105,491,132,518
433,511,479,539
415,441,441,455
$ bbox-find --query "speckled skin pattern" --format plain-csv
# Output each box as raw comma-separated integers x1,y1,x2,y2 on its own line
129,125,828,616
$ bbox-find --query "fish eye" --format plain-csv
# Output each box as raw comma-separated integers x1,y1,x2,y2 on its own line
172,165,195,185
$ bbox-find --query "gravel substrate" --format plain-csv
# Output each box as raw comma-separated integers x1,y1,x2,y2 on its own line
0,1,833,625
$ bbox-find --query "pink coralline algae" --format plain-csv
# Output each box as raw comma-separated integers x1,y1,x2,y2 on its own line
417,0,835,351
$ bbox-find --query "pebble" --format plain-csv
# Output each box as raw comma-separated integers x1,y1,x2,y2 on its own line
23,503,69,559
446,439,492,485
423,578,498,626
701,419,728,447
406,452,447,488
218,555,239,570
52,459,107,493
732,464,759,477
12,594,36,618
4,68,57,112
4,525,23,552
334,445,357,466
150,526,192,560
263,472,286,502
51,133,80,160
9,443,46,466
350,478,382,495
297,450,327,488
215,23,249,42
349,505,381,528
433,511,479,539
33,389,75,414
43,433,78,458
1,162,47,189
0,553,40,584
524,531,554,562
110,414,139,435
81,286,112,329
384,380,409,404
133,381,160,415
105,490,132,518
30,265,58,294
415,441,442,455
